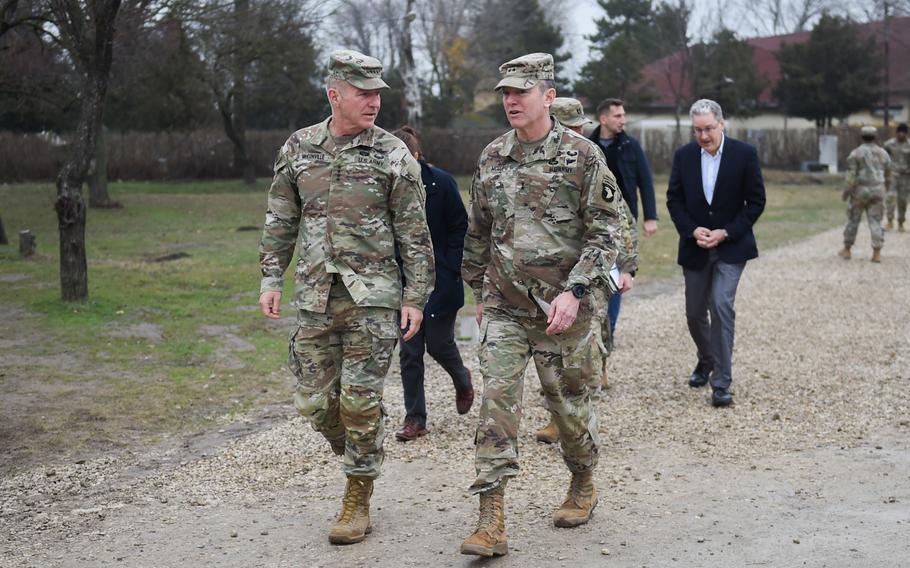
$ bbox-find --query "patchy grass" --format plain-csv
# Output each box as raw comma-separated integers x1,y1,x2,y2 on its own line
0,180,289,470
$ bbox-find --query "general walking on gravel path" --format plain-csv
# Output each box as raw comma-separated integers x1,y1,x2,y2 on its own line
257,50,433,546
460,52,623,557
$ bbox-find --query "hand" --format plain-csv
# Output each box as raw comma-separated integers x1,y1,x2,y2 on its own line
693,226,710,247
697,228,727,249
618,272,634,294
546,291,580,336
259,291,282,319
475,304,484,327
643,219,658,236
400,306,424,341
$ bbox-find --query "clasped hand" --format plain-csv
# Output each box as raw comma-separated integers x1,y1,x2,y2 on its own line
693,226,726,249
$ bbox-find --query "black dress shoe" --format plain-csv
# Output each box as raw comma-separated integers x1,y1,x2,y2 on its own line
688,368,711,388
711,388,733,407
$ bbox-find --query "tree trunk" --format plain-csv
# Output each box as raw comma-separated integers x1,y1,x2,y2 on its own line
0,215,7,245
400,0,421,127
89,121,119,208
52,0,122,302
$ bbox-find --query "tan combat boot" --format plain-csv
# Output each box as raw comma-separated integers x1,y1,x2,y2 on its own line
871,248,882,263
601,366,610,389
837,246,851,260
461,487,508,556
536,419,559,444
328,476,373,544
553,470,598,528
885,220,893,231
900,222,906,233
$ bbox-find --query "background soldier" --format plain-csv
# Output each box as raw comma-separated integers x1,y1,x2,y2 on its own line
839,125,891,262
536,97,638,445
460,54,622,557
257,50,434,545
883,123,909,232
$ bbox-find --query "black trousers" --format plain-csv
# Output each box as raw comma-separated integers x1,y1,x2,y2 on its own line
399,311,470,427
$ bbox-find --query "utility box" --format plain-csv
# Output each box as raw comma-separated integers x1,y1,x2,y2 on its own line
819,135,838,174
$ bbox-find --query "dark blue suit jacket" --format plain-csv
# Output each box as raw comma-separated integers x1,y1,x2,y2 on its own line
666,136,766,270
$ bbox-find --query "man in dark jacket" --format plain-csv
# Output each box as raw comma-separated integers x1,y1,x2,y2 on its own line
589,98,657,333
666,99,765,408
392,126,474,441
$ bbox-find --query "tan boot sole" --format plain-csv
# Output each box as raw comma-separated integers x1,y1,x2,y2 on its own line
460,541,508,556
328,524,372,545
553,498,598,528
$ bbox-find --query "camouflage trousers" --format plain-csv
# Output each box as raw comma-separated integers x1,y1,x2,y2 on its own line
470,307,602,494
844,188,885,249
289,282,399,479
885,174,910,223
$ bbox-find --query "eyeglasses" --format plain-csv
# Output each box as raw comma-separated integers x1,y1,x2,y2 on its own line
693,124,720,135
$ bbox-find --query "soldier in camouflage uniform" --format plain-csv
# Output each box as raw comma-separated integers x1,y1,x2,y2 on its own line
535,98,638,445
883,123,910,232
839,125,891,263
257,49,434,545
459,55,623,558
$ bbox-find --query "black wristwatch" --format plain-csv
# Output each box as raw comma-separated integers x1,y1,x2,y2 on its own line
570,284,587,299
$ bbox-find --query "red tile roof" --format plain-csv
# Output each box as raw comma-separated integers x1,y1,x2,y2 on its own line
639,16,910,109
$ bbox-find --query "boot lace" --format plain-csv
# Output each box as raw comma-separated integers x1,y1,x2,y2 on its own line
338,480,366,524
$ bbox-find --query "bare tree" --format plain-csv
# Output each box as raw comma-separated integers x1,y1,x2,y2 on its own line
732,0,852,36
187,0,326,184
415,0,473,96
39,0,123,301
400,0,421,126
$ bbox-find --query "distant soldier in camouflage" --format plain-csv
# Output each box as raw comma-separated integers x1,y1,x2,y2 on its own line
460,54,623,557
257,49,434,545
839,125,891,263
535,98,638,445
883,123,910,232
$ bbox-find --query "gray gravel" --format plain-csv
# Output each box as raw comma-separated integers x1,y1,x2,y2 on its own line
2,226,909,567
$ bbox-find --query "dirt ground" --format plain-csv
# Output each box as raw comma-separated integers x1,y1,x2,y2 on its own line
2,226,909,567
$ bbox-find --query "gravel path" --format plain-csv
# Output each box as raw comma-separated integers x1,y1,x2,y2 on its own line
2,226,909,567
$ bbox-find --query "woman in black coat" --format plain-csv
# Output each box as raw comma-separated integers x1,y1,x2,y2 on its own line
392,126,474,441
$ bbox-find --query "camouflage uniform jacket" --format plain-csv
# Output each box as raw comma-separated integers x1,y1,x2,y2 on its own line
463,120,623,316
846,143,891,194
616,197,639,276
883,137,910,176
259,117,434,313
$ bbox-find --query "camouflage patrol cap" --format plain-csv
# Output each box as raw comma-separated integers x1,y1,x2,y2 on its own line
327,49,389,90
861,125,878,137
495,52,555,91
551,97,594,128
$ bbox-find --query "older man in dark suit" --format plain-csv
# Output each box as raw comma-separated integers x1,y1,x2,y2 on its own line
666,99,766,407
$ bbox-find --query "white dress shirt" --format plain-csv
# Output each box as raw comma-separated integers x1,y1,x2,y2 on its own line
701,134,725,205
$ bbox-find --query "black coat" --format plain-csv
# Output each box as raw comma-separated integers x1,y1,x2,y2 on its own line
398,160,468,317
589,127,658,221
666,137,766,270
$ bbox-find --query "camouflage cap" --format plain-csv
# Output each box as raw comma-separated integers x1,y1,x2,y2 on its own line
551,97,594,128
327,49,389,90
495,52,555,91
861,125,877,137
